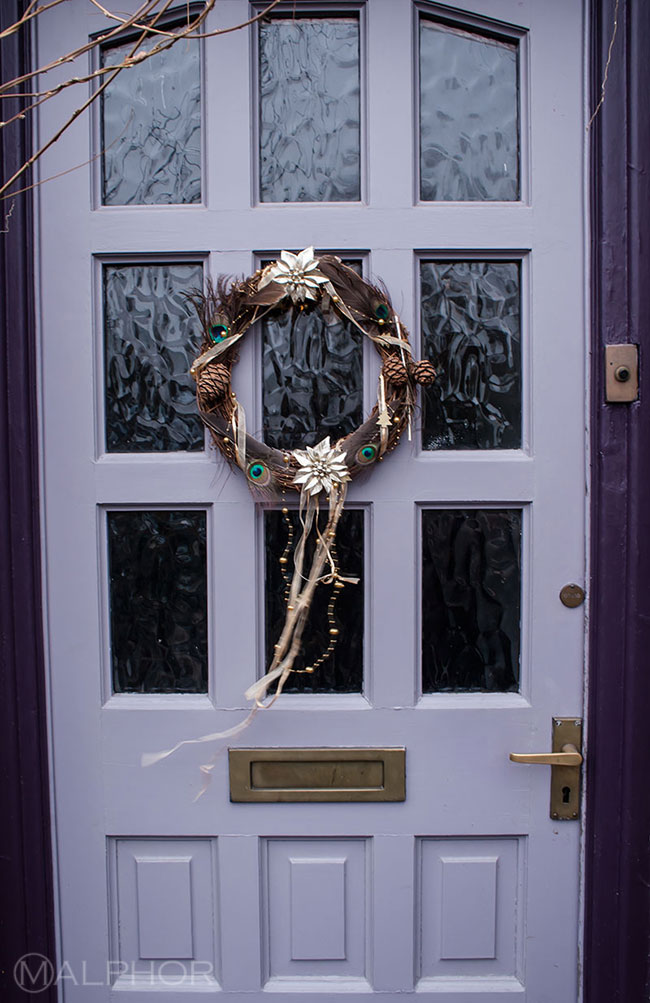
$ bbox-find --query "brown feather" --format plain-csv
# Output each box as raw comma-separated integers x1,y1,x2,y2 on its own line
318,256,394,329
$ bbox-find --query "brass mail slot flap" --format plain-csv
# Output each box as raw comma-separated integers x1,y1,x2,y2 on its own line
229,748,406,802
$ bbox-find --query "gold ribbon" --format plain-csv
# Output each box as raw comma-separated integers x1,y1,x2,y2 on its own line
231,401,247,471
245,480,348,708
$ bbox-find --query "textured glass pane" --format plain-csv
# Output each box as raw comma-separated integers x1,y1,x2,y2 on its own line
265,509,363,693
101,36,201,205
104,263,204,452
422,509,521,693
421,261,521,450
259,19,360,202
419,20,519,201
108,510,208,693
262,261,363,450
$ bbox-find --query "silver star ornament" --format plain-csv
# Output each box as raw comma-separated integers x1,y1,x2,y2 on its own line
258,247,330,303
292,437,351,496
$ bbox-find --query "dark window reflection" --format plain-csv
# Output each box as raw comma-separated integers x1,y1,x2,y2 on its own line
264,509,364,693
421,261,521,450
104,263,204,453
422,509,521,693
419,19,519,201
262,260,363,451
259,18,361,202
108,510,208,693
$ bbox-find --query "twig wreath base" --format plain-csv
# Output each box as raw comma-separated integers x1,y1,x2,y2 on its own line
142,249,436,792
189,249,436,489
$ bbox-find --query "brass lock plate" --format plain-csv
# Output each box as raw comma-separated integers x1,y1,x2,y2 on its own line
605,344,638,402
550,718,583,820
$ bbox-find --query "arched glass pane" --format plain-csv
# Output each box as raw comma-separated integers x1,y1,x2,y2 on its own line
419,20,519,201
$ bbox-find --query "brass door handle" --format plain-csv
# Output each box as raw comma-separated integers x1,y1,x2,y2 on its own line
509,743,583,767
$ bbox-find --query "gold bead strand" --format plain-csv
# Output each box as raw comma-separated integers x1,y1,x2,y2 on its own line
308,542,344,677
279,504,294,602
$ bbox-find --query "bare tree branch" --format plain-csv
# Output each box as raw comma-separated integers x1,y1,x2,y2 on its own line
2,0,280,113
0,0,283,199
85,0,282,40
0,0,68,40
0,0,159,94
1,0,176,198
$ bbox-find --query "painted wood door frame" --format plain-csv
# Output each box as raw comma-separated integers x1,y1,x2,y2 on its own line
0,1,647,998
584,1,650,1000
0,3,56,1001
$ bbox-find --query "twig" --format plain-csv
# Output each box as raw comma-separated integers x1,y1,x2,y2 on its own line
1,200,15,233
1,0,280,122
0,0,158,94
81,0,282,41
2,108,134,200
0,0,282,195
1,0,175,198
587,0,620,131
0,0,68,40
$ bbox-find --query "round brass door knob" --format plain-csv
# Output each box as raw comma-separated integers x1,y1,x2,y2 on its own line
560,583,585,608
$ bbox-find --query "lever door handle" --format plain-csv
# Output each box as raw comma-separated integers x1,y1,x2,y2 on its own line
509,743,583,766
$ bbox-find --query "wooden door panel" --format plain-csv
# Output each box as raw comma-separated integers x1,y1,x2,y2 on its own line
36,1,586,1000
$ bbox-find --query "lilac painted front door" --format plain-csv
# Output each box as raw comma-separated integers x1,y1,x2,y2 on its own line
36,1,587,1000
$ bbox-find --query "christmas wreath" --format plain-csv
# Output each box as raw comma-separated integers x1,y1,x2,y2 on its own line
188,248,436,705
143,249,435,784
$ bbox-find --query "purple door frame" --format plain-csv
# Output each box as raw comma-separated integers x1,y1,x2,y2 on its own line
0,2,57,1001
585,0,650,999
0,1,647,999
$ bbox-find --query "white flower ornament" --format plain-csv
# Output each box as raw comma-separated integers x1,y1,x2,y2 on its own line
292,437,351,496
259,246,330,303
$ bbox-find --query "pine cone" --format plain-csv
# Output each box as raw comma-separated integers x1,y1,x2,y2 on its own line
413,360,437,386
383,354,409,386
197,363,230,409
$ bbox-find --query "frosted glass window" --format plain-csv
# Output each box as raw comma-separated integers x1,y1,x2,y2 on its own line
259,18,361,202
420,261,521,450
262,306,363,450
419,19,519,201
265,509,364,693
262,259,363,451
104,262,204,453
101,35,201,205
422,509,521,693
108,510,208,694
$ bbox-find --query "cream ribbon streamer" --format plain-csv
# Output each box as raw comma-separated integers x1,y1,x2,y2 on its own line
145,258,406,795
143,480,352,798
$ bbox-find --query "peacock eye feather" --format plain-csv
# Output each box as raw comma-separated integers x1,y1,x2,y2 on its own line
247,460,271,486
209,323,229,344
373,302,390,321
356,443,378,465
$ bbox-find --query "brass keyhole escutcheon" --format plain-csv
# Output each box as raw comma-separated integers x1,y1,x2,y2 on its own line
560,583,585,608
509,718,583,820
